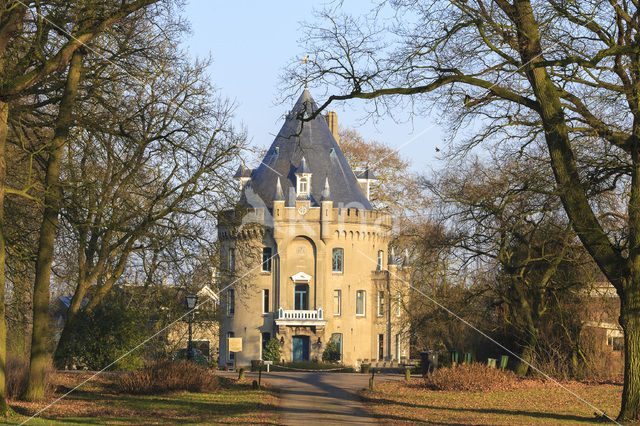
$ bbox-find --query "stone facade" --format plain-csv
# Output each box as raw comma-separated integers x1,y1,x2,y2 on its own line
167,320,219,361
166,285,220,362
217,90,409,368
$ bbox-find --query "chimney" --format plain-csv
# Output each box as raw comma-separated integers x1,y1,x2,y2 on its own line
325,111,339,144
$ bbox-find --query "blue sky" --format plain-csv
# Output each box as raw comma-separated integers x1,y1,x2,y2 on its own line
182,1,444,173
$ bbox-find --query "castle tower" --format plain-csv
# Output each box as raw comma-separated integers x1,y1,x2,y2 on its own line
218,89,408,367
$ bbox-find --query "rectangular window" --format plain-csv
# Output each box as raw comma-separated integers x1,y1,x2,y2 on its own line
227,289,235,316
227,332,235,361
294,284,309,310
396,293,402,317
263,289,270,313
377,291,385,316
378,334,384,360
332,248,344,273
608,336,624,351
299,177,308,194
262,247,272,272
331,333,343,361
377,250,384,271
395,334,400,360
333,290,341,315
356,290,365,316
228,248,235,270
193,340,210,360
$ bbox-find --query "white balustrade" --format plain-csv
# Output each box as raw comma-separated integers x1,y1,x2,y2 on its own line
277,307,324,323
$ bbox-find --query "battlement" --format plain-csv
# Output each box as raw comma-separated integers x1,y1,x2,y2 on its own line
218,204,392,229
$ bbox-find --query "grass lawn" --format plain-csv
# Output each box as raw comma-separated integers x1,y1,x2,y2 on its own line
2,371,279,425
361,379,623,425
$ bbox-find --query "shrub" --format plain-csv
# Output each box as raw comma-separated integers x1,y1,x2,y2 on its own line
117,360,218,394
56,294,147,371
262,338,280,363
6,354,53,399
424,363,518,392
322,340,341,362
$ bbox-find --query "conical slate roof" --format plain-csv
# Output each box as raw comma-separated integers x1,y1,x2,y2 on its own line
297,156,311,174
234,164,252,178
321,176,331,201
250,89,372,209
273,177,285,201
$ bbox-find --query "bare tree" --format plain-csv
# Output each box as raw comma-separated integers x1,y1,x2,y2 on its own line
0,0,164,406
286,1,640,419
427,151,592,374
50,20,244,367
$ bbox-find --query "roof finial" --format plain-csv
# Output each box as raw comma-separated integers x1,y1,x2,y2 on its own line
302,54,309,88
321,176,331,201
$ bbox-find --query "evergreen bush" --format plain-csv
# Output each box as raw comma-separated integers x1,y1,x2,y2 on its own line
262,338,281,363
322,340,341,362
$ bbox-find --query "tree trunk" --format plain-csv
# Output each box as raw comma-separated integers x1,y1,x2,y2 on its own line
25,51,82,401
514,345,533,376
52,275,89,368
618,293,640,420
0,101,11,414
0,4,27,414
508,0,635,418
52,312,77,369
570,345,579,377
514,332,537,377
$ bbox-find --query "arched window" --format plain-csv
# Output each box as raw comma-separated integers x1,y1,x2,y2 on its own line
331,333,343,361
228,248,235,270
227,289,235,316
356,290,366,316
262,247,272,272
332,248,344,273
227,332,235,362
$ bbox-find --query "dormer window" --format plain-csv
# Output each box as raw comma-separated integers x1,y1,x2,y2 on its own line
233,165,252,192
297,176,309,195
295,156,312,198
355,168,377,201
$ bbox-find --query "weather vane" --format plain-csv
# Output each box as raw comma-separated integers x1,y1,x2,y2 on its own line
302,54,309,88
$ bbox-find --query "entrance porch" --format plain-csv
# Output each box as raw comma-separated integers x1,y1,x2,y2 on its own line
276,324,325,363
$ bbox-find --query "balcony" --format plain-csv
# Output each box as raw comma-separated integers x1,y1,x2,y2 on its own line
275,308,327,326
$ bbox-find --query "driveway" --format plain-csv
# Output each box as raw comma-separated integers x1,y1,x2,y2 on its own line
220,371,401,425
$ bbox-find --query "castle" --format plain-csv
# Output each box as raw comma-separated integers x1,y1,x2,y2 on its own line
218,89,408,367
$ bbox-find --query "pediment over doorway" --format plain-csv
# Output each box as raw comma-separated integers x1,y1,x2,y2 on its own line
290,272,312,282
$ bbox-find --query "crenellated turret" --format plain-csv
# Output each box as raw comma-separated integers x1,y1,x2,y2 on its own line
321,177,332,241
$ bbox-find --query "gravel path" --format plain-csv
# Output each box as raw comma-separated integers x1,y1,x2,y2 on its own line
220,370,401,425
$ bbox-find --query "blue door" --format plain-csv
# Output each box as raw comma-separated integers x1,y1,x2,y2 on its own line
292,336,310,362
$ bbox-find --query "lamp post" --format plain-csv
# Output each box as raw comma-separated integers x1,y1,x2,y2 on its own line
185,294,198,361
